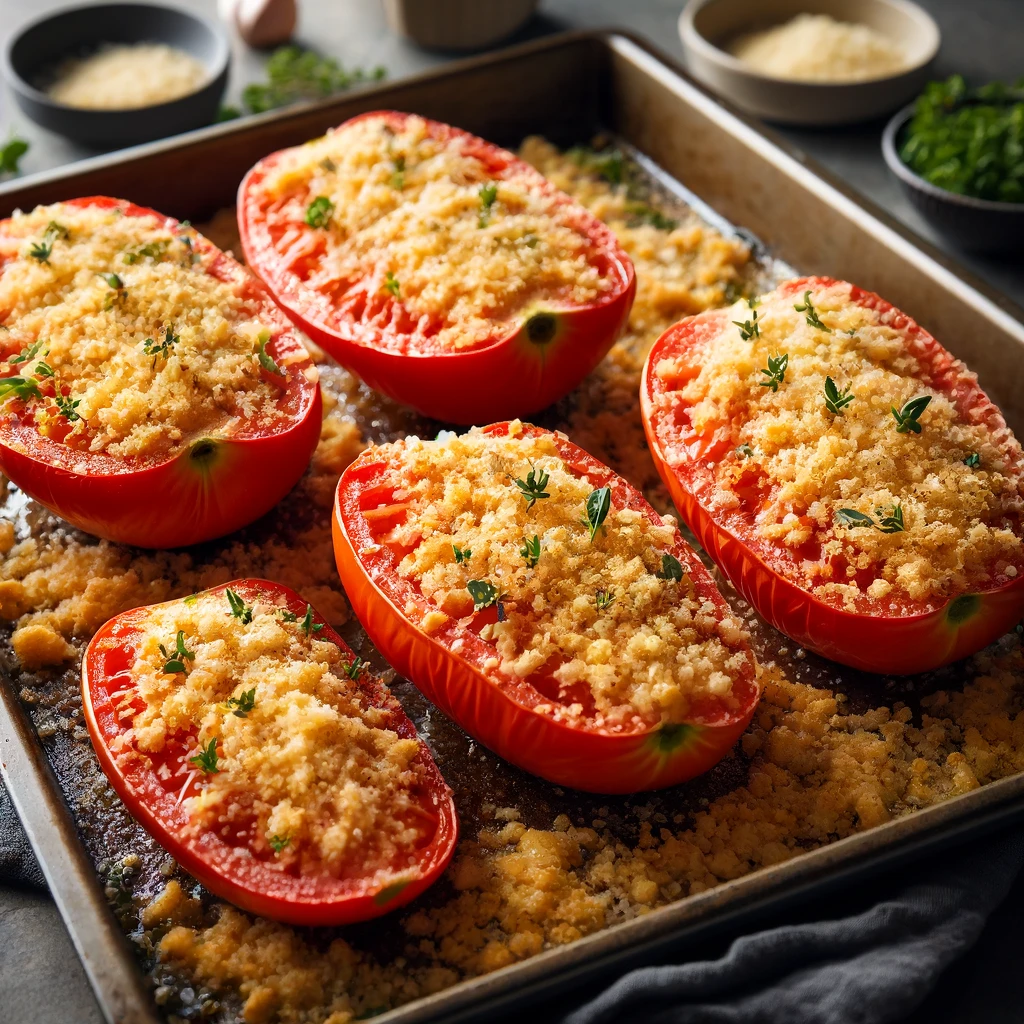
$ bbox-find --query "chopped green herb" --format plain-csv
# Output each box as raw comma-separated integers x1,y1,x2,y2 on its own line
899,75,1024,204
256,331,284,376
583,486,611,542
391,154,405,190
835,508,875,529
453,544,472,564
594,588,616,612
54,392,81,421
624,203,677,230
159,630,195,674
891,395,932,434
103,273,123,290
183,593,199,606
226,688,256,717
238,46,387,116
513,465,550,508
0,376,42,404
963,452,981,468
279,608,298,622
268,834,291,853
345,657,364,680
656,553,684,581
467,579,500,612
478,182,498,228
8,339,47,365
0,137,28,175
520,535,541,568
824,376,855,415
758,352,789,392
33,361,54,378
795,290,832,332
142,327,179,362
215,104,242,122
733,309,760,341
877,503,905,534
122,239,168,264
736,443,755,459
305,195,334,228
383,272,400,298
28,239,53,263
189,737,220,775
300,604,324,638
226,588,253,624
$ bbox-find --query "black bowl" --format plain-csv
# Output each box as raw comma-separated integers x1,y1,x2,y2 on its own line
3,2,230,147
882,104,1024,255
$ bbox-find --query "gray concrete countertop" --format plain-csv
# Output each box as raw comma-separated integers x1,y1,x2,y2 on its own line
0,2,1022,1023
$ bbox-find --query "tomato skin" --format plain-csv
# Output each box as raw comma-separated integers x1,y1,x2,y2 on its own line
81,580,458,926
332,422,760,794
238,111,636,424
641,276,1024,675
0,197,322,549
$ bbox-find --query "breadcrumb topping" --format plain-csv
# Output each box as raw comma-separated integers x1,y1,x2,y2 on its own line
0,202,285,460
372,425,748,724
654,280,1024,610
258,115,614,352
128,589,430,877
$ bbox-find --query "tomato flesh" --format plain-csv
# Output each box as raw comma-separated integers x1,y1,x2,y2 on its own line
238,112,636,424
332,422,760,794
81,579,458,926
641,276,1024,675
0,197,322,549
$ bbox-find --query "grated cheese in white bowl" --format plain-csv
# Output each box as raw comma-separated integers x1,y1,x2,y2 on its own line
727,13,908,83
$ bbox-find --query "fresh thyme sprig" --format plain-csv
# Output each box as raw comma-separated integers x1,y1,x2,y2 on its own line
891,395,931,434
189,737,220,774
794,290,832,332
143,327,179,363
877,504,906,534
54,392,81,421
595,589,616,611
514,465,550,508
391,154,406,190
733,308,761,341
520,535,541,568
299,604,324,638
453,544,472,564
8,339,47,365
478,182,498,228
305,195,334,228
824,376,855,415
268,834,291,853
159,630,195,674
225,688,256,717
383,272,400,298
759,353,788,392
736,443,755,459
226,588,253,624
583,487,612,542
0,376,43,404
835,504,906,534
345,657,365,680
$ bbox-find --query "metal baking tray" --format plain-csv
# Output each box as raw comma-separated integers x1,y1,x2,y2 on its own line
2,29,1024,1024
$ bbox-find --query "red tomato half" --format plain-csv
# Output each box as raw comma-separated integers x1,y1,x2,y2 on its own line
238,111,636,424
0,197,322,549
332,422,760,794
641,276,1024,675
82,579,458,926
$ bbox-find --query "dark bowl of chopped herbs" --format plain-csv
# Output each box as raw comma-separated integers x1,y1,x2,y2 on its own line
3,3,230,147
882,76,1024,253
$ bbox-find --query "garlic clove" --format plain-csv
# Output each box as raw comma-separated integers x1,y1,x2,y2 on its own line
220,0,298,49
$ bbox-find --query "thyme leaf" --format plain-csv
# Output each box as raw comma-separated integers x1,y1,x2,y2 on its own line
520,534,541,568
189,737,220,775
159,630,195,674
583,486,612,542
467,579,500,612
225,588,253,624
226,688,256,717
656,553,685,581
758,352,789,392
824,376,855,415
794,290,832,332
478,182,498,228
513,465,550,508
891,395,932,434
305,195,334,228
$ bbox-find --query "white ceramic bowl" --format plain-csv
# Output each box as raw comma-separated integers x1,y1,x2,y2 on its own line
679,0,940,126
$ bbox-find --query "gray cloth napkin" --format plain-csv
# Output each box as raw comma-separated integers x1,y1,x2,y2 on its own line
2,773,1022,1023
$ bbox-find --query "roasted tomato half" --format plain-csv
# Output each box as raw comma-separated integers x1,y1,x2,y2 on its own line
0,197,321,549
238,111,635,424
642,276,1024,675
82,579,458,926
333,421,759,794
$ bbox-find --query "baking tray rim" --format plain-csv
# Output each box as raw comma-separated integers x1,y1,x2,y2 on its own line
0,25,1022,1024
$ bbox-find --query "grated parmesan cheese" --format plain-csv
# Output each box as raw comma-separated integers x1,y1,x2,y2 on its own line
259,115,615,352
727,14,907,83
371,424,751,726
129,589,432,878
654,279,1024,610
0,202,289,461
47,44,207,110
